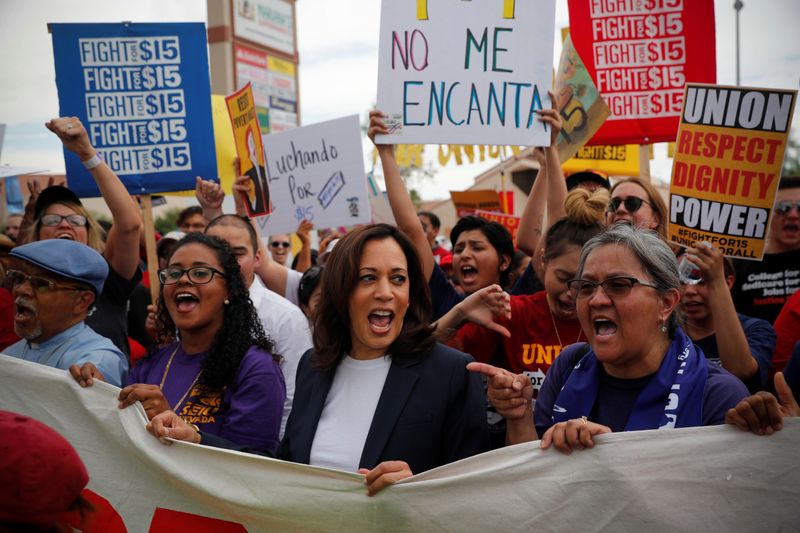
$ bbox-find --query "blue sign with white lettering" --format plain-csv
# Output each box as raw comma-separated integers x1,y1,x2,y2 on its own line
51,23,216,197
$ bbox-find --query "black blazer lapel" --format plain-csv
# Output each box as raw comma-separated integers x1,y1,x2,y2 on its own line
293,368,335,464
358,362,419,469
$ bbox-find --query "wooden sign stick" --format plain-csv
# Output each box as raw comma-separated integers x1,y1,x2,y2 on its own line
140,194,160,305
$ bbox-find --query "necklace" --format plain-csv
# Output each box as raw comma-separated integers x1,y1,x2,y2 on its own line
549,306,583,347
158,344,202,414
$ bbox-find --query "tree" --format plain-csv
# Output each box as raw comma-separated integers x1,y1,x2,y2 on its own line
154,207,182,235
783,136,800,176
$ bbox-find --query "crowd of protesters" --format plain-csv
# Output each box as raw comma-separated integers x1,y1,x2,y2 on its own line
2,100,799,529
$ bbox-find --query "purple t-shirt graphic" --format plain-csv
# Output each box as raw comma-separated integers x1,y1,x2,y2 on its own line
129,342,285,453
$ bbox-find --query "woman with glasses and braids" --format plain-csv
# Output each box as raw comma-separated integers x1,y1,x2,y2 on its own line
73,233,286,453
606,177,669,240
470,224,748,453
20,118,144,358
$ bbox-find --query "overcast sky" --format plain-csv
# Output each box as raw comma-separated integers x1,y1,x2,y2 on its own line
1,0,798,201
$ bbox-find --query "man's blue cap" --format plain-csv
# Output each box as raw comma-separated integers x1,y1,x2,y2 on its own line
9,240,108,294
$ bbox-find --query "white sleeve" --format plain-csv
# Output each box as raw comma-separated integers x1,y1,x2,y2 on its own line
283,269,302,307
256,293,312,439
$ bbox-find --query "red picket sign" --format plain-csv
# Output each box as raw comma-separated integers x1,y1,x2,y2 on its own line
568,0,716,145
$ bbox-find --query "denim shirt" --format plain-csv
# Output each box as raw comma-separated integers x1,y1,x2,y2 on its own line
4,322,128,386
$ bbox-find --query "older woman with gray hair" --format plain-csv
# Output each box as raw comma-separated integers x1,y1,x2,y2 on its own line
469,223,749,452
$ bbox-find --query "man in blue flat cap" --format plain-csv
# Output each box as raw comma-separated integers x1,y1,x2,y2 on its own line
3,240,128,387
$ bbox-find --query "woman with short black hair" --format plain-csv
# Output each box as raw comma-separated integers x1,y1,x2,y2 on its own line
148,224,488,495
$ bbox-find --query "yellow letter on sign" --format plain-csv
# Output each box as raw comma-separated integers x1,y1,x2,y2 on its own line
417,0,428,20
416,0,514,20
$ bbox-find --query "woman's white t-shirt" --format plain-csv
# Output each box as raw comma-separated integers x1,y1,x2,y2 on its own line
309,355,392,472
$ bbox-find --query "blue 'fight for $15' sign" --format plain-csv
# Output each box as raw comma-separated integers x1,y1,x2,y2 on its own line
51,23,217,197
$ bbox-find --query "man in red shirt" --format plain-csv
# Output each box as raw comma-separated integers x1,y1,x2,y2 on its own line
418,211,452,266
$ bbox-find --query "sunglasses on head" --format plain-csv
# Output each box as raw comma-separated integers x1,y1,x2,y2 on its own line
270,241,290,248
774,201,800,215
608,196,652,214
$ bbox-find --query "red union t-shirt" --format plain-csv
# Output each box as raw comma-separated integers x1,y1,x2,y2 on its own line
449,291,585,396
568,0,717,145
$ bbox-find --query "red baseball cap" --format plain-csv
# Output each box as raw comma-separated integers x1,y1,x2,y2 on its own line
0,411,89,528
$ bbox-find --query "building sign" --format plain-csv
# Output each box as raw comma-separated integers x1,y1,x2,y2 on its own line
233,0,295,56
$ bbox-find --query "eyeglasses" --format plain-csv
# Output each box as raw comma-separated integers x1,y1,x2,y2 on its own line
567,276,659,300
608,196,652,214
774,201,800,215
158,266,226,285
4,269,87,293
270,241,290,248
40,214,88,227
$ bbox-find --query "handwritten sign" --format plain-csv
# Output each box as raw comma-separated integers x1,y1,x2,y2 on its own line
50,23,217,197
226,83,271,217
253,115,370,235
568,0,716,145
376,0,556,146
668,84,797,259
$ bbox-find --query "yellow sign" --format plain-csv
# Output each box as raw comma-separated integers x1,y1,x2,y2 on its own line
437,144,521,166
562,144,640,176
267,56,296,76
668,84,797,259
164,95,237,197
226,83,271,218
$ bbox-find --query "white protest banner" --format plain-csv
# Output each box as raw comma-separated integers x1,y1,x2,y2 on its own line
376,0,556,146
254,115,370,235
1,354,798,532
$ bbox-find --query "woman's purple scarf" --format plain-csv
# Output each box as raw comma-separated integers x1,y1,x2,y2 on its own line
552,327,707,430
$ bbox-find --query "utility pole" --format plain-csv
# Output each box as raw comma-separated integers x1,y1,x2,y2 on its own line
734,0,743,85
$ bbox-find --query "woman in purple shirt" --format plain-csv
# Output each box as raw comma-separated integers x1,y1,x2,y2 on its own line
72,233,285,453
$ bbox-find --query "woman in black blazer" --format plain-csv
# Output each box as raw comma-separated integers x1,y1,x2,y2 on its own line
149,224,488,495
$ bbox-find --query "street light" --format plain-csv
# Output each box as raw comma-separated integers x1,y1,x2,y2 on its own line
734,0,743,86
